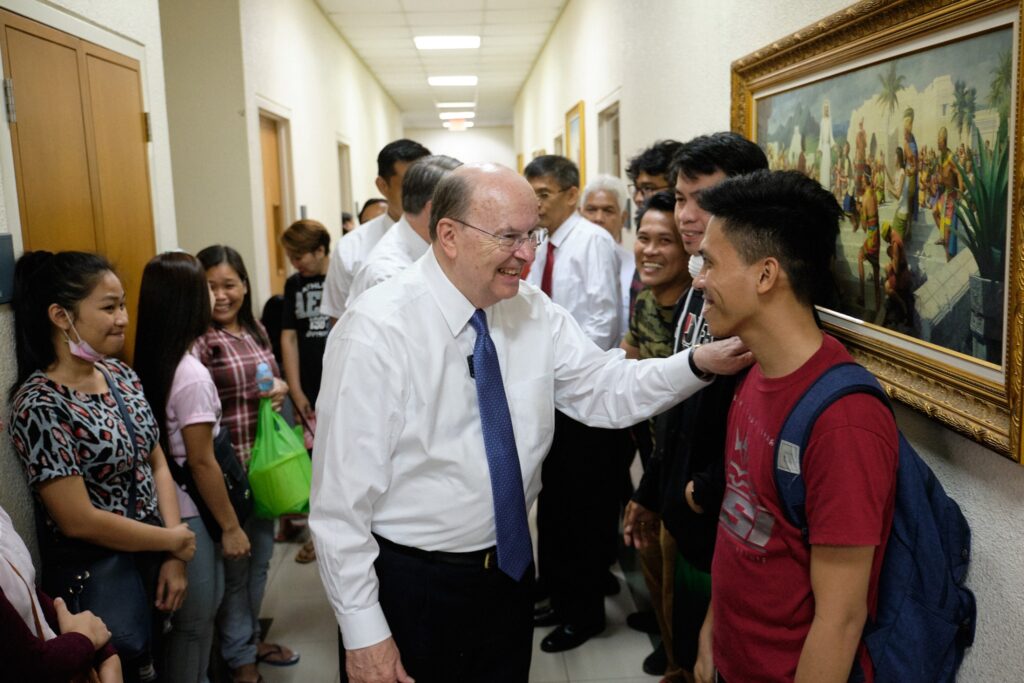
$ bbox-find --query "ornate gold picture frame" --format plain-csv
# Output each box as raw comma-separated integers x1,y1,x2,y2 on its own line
566,100,586,186
732,0,1023,460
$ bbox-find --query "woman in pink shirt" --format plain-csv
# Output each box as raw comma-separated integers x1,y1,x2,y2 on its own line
135,252,253,682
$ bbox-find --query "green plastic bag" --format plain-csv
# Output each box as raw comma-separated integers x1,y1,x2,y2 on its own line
248,398,312,518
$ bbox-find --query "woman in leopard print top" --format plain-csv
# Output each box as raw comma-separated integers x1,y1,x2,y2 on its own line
8,250,197,683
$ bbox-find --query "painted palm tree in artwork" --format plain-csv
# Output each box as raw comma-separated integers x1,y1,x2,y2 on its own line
988,50,1012,135
951,79,977,143
875,62,906,159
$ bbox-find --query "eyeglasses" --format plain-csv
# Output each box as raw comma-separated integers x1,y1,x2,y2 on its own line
534,188,569,203
629,183,670,199
448,217,548,251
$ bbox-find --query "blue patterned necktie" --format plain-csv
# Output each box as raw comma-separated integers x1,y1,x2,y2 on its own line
469,308,532,581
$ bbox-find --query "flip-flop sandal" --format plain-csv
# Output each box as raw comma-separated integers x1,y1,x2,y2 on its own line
257,643,300,667
294,540,317,564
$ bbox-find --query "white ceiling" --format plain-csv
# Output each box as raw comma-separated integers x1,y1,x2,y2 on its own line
316,0,567,129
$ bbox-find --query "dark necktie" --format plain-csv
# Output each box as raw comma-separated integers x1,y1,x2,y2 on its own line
468,309,532,581
541,241,555,297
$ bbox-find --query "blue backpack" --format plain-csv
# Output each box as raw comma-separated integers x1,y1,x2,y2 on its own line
773,362,976,683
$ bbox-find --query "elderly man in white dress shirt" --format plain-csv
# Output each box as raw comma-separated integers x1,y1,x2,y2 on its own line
310,163,751,683
320,139,431,323
346,155,461,306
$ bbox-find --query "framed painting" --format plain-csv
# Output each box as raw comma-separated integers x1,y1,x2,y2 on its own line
732,0,1023,459
566,100,586,186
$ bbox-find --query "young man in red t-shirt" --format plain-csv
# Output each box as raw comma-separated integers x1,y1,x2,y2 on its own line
691,170,898,683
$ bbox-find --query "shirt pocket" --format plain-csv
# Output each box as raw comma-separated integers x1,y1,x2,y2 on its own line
504,374,555,470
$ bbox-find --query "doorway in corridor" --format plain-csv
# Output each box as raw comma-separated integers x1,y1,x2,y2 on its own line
259,111,292,296
598,101,621,177
337,141,353,228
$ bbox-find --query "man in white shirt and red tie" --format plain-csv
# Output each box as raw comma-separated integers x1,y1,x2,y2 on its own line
523,155,626,652
310,163,751,683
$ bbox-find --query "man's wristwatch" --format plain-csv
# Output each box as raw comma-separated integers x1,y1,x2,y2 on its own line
688,347,715,382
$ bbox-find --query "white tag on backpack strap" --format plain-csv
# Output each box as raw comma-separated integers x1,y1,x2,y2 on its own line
778,440,801,475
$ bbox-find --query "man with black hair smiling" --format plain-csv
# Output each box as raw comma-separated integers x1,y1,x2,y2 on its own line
620,140,686,474
692,170,897,683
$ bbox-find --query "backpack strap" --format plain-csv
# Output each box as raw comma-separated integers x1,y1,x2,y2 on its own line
773,362,891,540
97,363,141,520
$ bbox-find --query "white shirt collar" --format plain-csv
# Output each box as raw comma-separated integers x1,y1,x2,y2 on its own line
549,212,580,248
421,248,477,339
395,216,429,250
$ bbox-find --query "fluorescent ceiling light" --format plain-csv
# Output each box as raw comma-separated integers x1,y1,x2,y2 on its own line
436,101,476,108
428,75,478,87
415,35,480,50
439,111,476,120
444,121,475,131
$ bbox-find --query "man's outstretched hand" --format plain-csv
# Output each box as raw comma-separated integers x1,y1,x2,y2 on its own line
692,337,753,376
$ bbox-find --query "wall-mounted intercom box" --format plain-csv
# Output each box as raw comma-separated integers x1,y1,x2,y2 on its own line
0,234,14,305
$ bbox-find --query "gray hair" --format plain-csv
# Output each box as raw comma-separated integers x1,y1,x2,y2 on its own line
582,174,628,210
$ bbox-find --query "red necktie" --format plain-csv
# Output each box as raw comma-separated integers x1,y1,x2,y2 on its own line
541,241,555,297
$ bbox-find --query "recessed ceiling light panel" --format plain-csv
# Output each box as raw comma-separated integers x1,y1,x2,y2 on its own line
427,75,478,87
415,35,481,50
439,111,476,120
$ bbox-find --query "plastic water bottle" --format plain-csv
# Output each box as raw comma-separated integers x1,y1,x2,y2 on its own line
255,362,274,393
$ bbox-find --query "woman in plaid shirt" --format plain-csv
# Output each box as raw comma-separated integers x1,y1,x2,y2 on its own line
195,245,297,683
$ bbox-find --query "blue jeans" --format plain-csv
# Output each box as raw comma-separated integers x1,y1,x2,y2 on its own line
160,516,224,683
217,515,275,669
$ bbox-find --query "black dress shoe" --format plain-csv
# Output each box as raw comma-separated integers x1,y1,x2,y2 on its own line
533,605,559,627
626,609,659,634
642,641,667,675
540,623,605,653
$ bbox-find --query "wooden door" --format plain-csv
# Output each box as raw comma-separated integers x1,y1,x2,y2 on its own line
259,113,285,294
84,51,156,357
1,15,98,252
0,9,156,361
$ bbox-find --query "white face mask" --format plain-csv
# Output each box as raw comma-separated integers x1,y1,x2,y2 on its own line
688,254,705,280
61,311,106,364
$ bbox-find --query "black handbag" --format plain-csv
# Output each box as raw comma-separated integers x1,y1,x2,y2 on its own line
164,423,253,542
40,364,162,670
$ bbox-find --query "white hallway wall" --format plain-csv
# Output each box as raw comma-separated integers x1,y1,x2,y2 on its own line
240,0,402,247
517,0,1024,678
165,0,401,305
404,126,516,168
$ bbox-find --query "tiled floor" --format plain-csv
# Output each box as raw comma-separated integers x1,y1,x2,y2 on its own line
257,540,661,683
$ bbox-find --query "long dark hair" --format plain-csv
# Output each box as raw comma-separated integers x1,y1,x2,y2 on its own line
134,252,213,452
11,251,113,397
195,244,269,348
